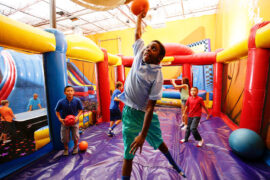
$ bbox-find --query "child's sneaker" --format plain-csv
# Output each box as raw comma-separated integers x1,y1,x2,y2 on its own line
3,139,11,144
181,125,187,130
107,129,112,136
178,122,185,127
179,171,187,178
63,149,69,156
167,163,186,178
180,139,187,144
197,139,204,147
72,148,78,155
107,130,114,137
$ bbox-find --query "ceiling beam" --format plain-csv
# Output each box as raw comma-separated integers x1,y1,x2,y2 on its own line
107,11,131,28
180,0,185,18
34,1,94,26
77,17,107,31
0,0,219,35
158,0,168,17
0,2,70,30
117,7,136,25
149,1,178,10
6,0,42,16
167,7,217,19
0,3,44,22
39,0,107,32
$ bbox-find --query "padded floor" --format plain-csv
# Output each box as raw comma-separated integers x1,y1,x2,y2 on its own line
6,107,270,180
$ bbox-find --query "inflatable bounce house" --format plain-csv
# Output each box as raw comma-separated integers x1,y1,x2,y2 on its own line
0,45,97,159
0,0,270,179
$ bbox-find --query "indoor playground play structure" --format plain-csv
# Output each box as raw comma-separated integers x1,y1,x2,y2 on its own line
0,46,97,157
0,48,96,114
1,1,270,179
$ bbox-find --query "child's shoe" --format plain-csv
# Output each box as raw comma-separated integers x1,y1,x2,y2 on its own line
3,139,11,144
107,129,112,136
107,130,114,137
197,139,204,147
72,148,78,155
179,171,187,178
180,139,187,144
181,125,187,130
178,122,185,127
63,149,69,156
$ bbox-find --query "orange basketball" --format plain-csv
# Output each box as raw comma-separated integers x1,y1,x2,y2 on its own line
79,141,88,151
131,0,149,16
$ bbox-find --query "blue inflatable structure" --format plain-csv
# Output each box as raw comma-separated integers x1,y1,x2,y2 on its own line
0,48,47,114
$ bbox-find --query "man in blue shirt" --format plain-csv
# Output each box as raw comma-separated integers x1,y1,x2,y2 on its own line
119,12,186,180
108,81,123,137
55,86,83,156
27,93,42,111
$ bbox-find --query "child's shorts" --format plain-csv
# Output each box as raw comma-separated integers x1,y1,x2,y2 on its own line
2,121,13,134
61,123,79,144
110,109,122,121
181,99,187,106
122,106,163,160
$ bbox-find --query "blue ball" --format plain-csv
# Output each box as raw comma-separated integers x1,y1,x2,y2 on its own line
229,128,265,159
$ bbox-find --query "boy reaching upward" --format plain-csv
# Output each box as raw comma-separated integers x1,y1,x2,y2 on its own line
118,12,186,180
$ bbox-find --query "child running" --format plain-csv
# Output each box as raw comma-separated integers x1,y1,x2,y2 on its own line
180,87,210,147
171,78,190,130
108,81,123,137
118,12,186,179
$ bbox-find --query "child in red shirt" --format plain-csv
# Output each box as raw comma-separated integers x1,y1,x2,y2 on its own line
0,100,16,144
180,87,209,147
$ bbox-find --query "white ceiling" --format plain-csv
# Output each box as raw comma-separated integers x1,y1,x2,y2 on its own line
0,0,219,35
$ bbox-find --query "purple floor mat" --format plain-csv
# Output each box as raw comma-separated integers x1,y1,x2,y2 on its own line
5,107,270,180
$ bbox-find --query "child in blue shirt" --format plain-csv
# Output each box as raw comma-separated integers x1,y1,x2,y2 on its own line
118,12,186,179
108,81,123,137
55,86,83,156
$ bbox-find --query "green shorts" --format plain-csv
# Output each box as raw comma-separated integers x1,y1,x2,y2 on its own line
122,106,163,160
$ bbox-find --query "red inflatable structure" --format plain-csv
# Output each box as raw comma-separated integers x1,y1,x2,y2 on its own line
112,23,270,134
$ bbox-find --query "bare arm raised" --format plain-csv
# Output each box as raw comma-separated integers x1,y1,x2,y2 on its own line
135,12,146,41
171,79,188,90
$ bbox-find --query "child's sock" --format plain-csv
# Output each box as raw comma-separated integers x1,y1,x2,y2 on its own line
163,151,184,174
122,176,130,180
111,124,117,130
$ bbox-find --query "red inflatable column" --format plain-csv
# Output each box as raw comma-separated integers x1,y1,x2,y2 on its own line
240,22,270,133
117,65,125,84
117,64,125,111
183,64,192,86
212,62,223,116
96,49,111,123
240,48,270,132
